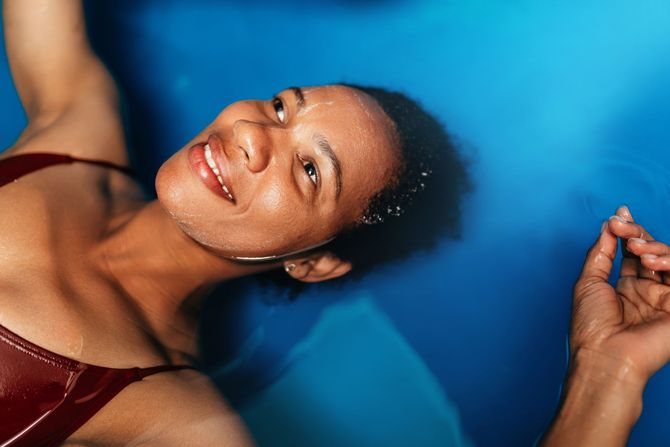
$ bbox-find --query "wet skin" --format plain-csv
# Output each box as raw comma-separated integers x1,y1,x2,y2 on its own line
0,84,402,445
156,85,402,259
1,2,405,444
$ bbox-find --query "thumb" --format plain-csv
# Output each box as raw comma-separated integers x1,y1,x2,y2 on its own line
576,222,618,290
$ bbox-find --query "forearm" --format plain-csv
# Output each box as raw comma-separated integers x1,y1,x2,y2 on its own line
541,351,644,447
3,0,107,118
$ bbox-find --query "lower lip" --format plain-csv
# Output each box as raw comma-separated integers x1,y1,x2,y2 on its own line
187,143,233,202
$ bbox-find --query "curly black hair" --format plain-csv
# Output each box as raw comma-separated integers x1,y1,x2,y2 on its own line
257,84,472,299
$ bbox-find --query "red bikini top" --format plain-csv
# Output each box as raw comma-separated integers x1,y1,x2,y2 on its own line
0,153,194,447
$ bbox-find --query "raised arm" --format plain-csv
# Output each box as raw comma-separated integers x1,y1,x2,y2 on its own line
4,0,103,117
2,0,127,163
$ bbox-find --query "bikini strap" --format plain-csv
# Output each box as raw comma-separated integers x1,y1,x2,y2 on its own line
0,152,135,187
68,154,136,177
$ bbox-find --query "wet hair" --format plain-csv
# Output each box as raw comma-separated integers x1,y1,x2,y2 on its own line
259,84,472,298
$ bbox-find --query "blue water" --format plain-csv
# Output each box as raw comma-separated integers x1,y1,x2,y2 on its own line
2,1,670,445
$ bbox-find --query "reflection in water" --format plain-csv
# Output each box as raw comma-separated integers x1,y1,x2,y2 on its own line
240,295,473,447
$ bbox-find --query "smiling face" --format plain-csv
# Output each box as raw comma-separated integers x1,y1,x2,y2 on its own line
155,85,401,259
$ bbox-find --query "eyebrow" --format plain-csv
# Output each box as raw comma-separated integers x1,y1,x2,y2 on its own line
283,86,342,201
288,86,305,109
313,133,343,201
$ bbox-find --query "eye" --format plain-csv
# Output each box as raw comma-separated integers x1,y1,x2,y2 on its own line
272,97,286,123
299,155,319,186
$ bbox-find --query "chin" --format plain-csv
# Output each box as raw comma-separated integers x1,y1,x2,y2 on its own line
154,155,237,254
155,155,183,216
155,156,205,236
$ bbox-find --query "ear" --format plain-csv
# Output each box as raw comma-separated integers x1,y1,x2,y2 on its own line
282,252,352,283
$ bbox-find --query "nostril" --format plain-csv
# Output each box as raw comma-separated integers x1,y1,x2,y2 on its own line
238,145,250,161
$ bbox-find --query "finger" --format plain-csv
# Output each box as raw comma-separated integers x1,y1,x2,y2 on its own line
608,215,655,242
629,238,666,281
612,207,651,277
627,239,670,257
620,257,640,277
616,207,639,276
576,222,618,289
640,254,670,272
615,207,636,260
616,205,634,222
638,262,662,282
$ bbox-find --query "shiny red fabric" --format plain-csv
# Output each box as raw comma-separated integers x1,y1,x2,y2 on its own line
0,153,192,446
0,325,194,447
0,152,135,188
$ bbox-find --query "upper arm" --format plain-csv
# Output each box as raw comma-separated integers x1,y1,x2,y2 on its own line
156,376,256,447
2,0,128,165
150,411,256,447
131,372,256,447
3,0,104,118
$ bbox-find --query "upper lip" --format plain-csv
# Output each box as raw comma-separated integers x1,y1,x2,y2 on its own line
207,133,236,202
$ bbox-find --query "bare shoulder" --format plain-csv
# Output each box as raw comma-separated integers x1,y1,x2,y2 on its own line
68,368,255,447
141,369,256,446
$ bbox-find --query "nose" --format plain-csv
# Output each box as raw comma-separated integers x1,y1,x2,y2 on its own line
233,119,272,173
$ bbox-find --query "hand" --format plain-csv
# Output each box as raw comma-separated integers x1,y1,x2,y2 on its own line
571,206,670,384
542,206,670,446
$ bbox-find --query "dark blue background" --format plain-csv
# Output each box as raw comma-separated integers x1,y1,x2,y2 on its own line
2,1,670,445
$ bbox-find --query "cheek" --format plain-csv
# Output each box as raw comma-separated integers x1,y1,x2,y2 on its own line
251,183,304,236
258,182,284,211
236,177,328,254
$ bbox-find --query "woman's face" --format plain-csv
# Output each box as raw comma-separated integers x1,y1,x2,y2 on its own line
156,85,401,258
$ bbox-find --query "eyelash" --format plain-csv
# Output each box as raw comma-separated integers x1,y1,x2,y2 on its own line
298,155,319,187
272,97,286,123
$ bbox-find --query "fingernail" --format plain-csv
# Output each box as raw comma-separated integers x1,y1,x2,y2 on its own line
641,254,658,260
620,205,633,222
600,221,608,233
629,237,646,244
610,215,625,223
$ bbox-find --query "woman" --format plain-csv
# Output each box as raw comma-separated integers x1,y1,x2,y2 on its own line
1,1,468,445
2,2,670,447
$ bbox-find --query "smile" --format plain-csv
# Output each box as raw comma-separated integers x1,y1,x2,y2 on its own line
187,138,236,204
204,143,234,201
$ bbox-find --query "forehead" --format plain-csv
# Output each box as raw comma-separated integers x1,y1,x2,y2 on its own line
288,85,400,205
297,85,394,141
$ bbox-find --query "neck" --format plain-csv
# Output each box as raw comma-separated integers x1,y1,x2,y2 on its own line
94,200,277,352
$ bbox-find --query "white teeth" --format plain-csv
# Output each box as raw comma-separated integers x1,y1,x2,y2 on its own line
204,144,215,167
204,142,234,201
